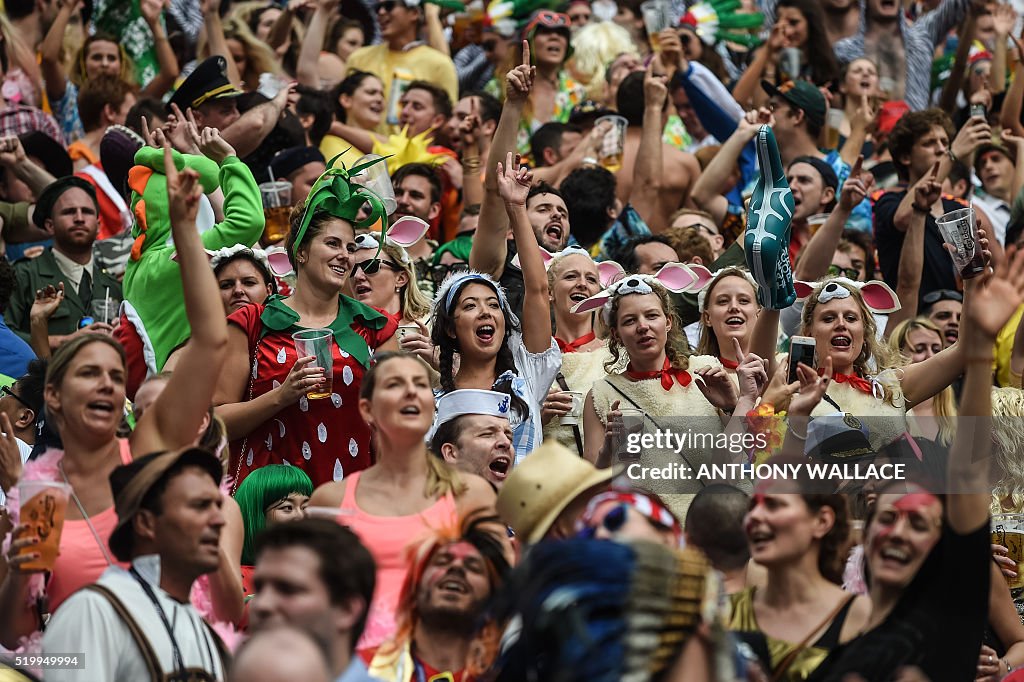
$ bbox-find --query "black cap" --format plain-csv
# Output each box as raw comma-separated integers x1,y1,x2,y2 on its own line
568,100,612,126
33,176,98,228
20,131,72,179
761,79,826,128
270,146,326,180
790,155,839,192
167,56,243,114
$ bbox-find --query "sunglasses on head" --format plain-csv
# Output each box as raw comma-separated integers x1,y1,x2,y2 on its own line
827,264,860,280
353,258,401,275
0,384,31,412
679,222,719,237
528,10,571,32
922,289,963,305
430,262,470,284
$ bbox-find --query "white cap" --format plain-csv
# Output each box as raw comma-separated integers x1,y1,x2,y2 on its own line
435,389,512,430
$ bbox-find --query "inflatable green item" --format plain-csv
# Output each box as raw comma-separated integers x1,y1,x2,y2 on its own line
293,153,391,257
123,147,264,372
744,125,796,311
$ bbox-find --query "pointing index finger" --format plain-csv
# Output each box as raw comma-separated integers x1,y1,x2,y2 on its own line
522,39,530,68
851,155,863,177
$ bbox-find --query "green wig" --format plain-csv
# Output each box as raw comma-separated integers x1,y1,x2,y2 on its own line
236,464,315,565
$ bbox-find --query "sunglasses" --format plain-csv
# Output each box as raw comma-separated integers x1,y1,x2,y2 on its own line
577,503,629,539
375,0,401,12
527,10,571,33
353,258,401,275
678,222,719,238
430,262,470,284
827,264,860,280
0,385,31,412
922,289,963,305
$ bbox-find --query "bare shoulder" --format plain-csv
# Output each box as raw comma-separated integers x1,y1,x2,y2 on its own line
840,593,873,643
310,479,347,508
456,473,497,513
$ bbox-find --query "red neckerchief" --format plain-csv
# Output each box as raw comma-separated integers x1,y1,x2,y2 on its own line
626,356,692,390
822,369,874,395
555,330,596,353
719,356,739,370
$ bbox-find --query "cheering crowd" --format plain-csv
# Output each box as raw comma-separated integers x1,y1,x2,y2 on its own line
7,0,1024,678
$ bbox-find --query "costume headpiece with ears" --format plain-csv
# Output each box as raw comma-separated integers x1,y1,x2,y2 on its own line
353,216,430,266
292,153,391,258
570,263,701,324
694,266,760,314
794,278,902,314
511,245,626,288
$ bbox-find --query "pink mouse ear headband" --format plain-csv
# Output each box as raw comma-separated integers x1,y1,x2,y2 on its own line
570,263,703,323
352,216,430,265
794,277,902,314
510,245,627,288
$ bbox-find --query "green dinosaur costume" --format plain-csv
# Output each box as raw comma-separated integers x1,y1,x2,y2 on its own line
122,148,263,373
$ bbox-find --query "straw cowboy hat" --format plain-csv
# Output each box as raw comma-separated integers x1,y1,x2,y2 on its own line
497,441,619,544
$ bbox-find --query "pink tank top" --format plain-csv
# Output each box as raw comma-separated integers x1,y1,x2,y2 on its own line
47,439,133,612
340,470,458,650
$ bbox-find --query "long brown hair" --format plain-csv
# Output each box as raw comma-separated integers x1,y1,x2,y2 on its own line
603,285,689,373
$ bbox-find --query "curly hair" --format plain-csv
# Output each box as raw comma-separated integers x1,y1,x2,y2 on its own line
602,283,689,373
799,279,901,392
992,387,1024,514
888,109,955,182
431,279,520,394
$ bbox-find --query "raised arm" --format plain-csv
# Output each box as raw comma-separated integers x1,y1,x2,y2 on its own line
938,12,976,113
470,41,533,279
633,58,669,232
131,142,229,455
140,0,181,98
424,3,451,57
1003,31,1024,137
0,137,57,198
220,83,298,159
691,110,763,226
794,156,874,281
946,248,1024,533
39,0,79,102
886,163,939,333
497,152,551,353
297,0,338,87
202,0,242,87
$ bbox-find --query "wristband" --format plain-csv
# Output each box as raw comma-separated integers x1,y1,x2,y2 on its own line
911,203,930,214
948,147,958,163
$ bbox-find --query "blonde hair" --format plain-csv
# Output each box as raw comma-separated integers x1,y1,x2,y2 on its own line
799,279,901,404
886,317,956,445
695,268,757,357
604,283,689,373
199,15,282,91
378,240,432,321
992,387,1024,514
568,22,640,101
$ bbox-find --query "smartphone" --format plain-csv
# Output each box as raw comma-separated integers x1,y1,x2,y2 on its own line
788,336,817,384
970,103,987,120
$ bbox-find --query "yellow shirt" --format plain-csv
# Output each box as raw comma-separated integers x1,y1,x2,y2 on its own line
319,135,365,170
345,43,458,134
995,304,1024,388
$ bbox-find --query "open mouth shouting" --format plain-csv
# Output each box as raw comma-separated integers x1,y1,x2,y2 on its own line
399,404,422,416
544,220,564,246
488,455,512,481
725,315,746,329
830,334,852,349
354,282,373,297
475,323,497,345
747,526,774,552
86,399,117,420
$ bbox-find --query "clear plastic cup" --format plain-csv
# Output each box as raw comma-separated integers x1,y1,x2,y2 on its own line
351,154,398,215
292,329,334,400
935,207,985,279
825,108,844,150
260,181,293,244
640,0,671,50
559,391,585,427
17,480,71,572
595,115,628,173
